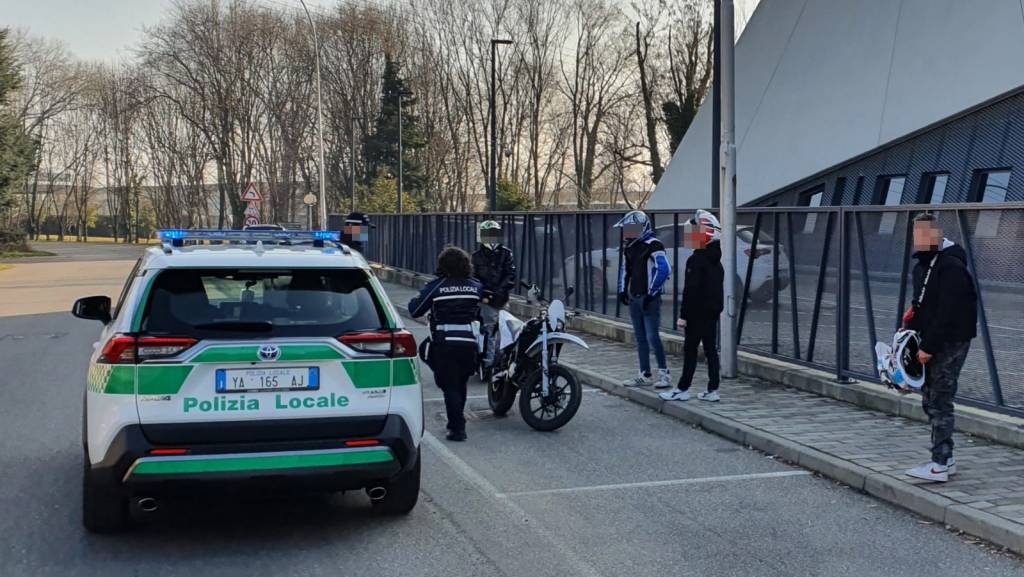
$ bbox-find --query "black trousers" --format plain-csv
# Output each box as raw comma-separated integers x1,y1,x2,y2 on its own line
429,342,478,434
678,318,720,392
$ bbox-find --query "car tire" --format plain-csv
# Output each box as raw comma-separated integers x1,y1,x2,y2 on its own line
82,454,129,533
749,282,774,304
370,449,420,515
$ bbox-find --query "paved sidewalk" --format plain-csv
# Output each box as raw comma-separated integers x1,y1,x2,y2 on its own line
381,279,1024,553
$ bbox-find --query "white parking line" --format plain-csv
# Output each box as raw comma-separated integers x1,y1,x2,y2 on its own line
422,432,604,577
497,470,811,498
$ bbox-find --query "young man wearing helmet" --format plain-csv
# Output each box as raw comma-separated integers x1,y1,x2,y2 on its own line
661,210,724,402
471,220,517,374
615,210,672,388
904,213,977,482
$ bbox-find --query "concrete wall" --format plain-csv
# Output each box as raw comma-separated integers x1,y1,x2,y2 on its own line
649,0,1024,209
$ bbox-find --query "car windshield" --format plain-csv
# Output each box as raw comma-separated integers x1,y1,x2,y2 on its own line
139,268,387,338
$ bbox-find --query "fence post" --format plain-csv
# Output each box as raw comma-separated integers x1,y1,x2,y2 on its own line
806,211,834,363
956,209,1004,407
837,208,853,382
785,212,801,360
853,212,879,378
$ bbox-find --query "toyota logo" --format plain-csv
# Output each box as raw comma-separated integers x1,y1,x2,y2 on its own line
257,345,281,362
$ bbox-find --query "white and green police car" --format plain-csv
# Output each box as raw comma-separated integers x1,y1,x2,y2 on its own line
72,229,422,532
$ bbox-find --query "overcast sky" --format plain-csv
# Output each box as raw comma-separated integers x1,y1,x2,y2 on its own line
4,0,759,62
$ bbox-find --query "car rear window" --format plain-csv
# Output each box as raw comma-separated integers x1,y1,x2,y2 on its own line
140,268,388,338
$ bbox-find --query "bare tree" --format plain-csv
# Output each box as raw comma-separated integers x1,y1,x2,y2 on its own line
561,0,633,208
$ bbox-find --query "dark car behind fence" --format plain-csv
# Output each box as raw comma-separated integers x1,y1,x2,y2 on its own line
368,204,1024,417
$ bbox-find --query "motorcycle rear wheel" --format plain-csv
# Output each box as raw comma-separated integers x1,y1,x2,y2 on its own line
487,379,517,416
518,365,582,431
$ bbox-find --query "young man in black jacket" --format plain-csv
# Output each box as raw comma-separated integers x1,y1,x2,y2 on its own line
661,210,724,402
471,220,517,373
905,213,977,482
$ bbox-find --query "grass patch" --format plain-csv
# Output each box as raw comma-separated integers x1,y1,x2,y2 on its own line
0,250,56,258
36,235,158,245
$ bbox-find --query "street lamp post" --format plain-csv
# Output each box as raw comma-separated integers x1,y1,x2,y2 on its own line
489,38,512,212
395,90,413,213
299,0,327,230
720,0,738,378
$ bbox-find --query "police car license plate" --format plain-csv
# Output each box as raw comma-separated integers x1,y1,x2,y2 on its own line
216,367,319,393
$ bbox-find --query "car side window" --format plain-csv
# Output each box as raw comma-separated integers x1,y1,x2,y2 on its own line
111,259,143,321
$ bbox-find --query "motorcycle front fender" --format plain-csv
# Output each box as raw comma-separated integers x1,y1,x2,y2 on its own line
524,332,590,357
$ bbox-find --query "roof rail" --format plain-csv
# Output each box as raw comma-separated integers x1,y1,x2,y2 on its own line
158,229,350,254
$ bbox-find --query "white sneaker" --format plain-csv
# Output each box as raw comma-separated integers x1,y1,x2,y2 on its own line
623,372,652,387
654,369,672,389
906,462,949,483
947,457,957,476
659,389,690,401
698,391,720,402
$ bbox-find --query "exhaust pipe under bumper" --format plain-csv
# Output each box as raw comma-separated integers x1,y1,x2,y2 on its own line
366,486,387,501
137,497,159,513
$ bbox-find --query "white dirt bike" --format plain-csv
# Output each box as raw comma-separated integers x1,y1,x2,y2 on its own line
486,282,589,431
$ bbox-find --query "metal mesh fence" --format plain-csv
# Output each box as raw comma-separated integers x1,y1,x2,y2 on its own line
370,205,1024,415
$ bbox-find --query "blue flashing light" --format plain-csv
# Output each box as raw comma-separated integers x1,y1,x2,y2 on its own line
158,229,344,247
313,231,341,241
159,229,188,240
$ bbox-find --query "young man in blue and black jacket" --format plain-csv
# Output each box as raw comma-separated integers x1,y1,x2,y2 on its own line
615,211,672,388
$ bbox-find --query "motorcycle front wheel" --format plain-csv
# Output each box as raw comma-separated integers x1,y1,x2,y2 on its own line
518,365,582,432
487,378,517,417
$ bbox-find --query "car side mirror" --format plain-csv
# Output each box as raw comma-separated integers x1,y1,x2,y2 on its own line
72,296,112,324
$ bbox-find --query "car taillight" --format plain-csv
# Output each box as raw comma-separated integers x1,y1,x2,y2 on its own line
98,336,197,364
99,336,137,364
744,247,771,259
391,331,417,358
136,337,197,361
339,331,417,358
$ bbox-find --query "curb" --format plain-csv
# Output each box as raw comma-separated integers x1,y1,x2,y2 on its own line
378,265,1024,554
372,264,1024,450
561,362,1024,555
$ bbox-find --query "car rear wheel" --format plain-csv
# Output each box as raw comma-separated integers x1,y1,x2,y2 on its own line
370,449,420,515
82,453,129,533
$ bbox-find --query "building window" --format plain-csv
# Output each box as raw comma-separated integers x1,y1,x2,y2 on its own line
876,176,905,234
801,187,824,234
971,169,1011,238
831,177,847,206
919,173,949,204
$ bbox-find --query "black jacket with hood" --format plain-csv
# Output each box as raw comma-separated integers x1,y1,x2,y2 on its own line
471,245,516,307
679,240,724,322
908,240,978,354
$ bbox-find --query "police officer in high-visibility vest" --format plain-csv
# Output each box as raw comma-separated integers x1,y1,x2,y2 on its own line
409,247,482,442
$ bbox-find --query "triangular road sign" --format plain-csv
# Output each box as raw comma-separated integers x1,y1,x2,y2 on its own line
240,182,262,202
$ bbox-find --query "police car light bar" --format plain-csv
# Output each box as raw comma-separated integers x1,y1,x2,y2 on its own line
158,229,344,249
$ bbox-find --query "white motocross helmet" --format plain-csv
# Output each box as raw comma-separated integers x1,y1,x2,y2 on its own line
875,329,926,392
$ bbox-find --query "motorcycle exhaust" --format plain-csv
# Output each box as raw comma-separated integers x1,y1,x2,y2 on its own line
367,486,387,501
137,497,159,513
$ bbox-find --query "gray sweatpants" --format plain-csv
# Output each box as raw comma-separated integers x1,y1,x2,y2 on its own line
921,340,970,466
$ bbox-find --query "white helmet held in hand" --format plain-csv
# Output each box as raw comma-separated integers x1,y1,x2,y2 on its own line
875,329,925,392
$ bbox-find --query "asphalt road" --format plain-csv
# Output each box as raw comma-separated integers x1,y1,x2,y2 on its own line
1,243,1022,576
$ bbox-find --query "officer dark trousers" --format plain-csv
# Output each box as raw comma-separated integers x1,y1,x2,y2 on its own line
430,342,478,434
